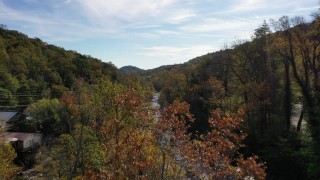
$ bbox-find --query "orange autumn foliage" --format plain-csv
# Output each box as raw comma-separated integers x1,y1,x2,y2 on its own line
157,100,266,179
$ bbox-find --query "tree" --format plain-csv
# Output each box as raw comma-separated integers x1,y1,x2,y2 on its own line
185,76,230,134
26,99,62,137
156,100,266,179
0,71,20,93
0,88,18,107
0,143,20,179
271,15,320,178
41,79,160,179
0,24,7,29
91,79,160,179
155,101,193,179
159,70,188,107
232,38,274,137
61,80,98,178
45,124,104,179
207,76,229,111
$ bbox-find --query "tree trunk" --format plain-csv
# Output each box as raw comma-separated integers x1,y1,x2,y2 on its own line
160,149,166,179
284,61,292,131
297,103,305,132
72,119,84,179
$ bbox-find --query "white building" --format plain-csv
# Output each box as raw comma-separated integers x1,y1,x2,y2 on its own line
0,132,42,152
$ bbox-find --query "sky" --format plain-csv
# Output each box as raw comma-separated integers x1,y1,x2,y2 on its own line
0,0,318,69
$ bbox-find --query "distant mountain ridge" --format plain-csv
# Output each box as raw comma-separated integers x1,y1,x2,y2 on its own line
120,65,145,74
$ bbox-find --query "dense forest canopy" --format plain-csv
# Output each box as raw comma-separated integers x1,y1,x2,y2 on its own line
0,27,119,109
0,9,320,180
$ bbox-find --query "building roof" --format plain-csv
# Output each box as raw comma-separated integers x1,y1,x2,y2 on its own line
0,111,26,124
0,112,18,122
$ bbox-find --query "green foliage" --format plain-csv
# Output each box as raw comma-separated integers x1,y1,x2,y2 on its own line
0,71,20,92
25,99,63,136
0,28,119,107
45,124,104,179
0,87,18,107
119,65,145,74
39,79,159,179
0,143,20,179
298,129,320,179
50,84,68,98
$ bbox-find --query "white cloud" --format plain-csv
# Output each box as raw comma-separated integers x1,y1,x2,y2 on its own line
294,6,320,13
75,0,176,21
22,0,39,4
137,44,219,63
167,9,196,24
229,0,269,12
0,1,127,41
212,0,316,17
180,18,259,33
133,25,162,29
0,2,57,25
229,16,257,22
73,0,196,26
154,30,181,36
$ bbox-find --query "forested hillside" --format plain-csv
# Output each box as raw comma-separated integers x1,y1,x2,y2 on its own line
120,65,145,74
0,27,119,109
145,15,320,179
0,12,319,180
0,27,266,179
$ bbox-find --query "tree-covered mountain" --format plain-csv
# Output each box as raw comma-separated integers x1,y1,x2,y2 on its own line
0,27,119,108
119,65,145,74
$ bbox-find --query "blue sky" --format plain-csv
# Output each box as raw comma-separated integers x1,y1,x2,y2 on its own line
0,0,318,69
